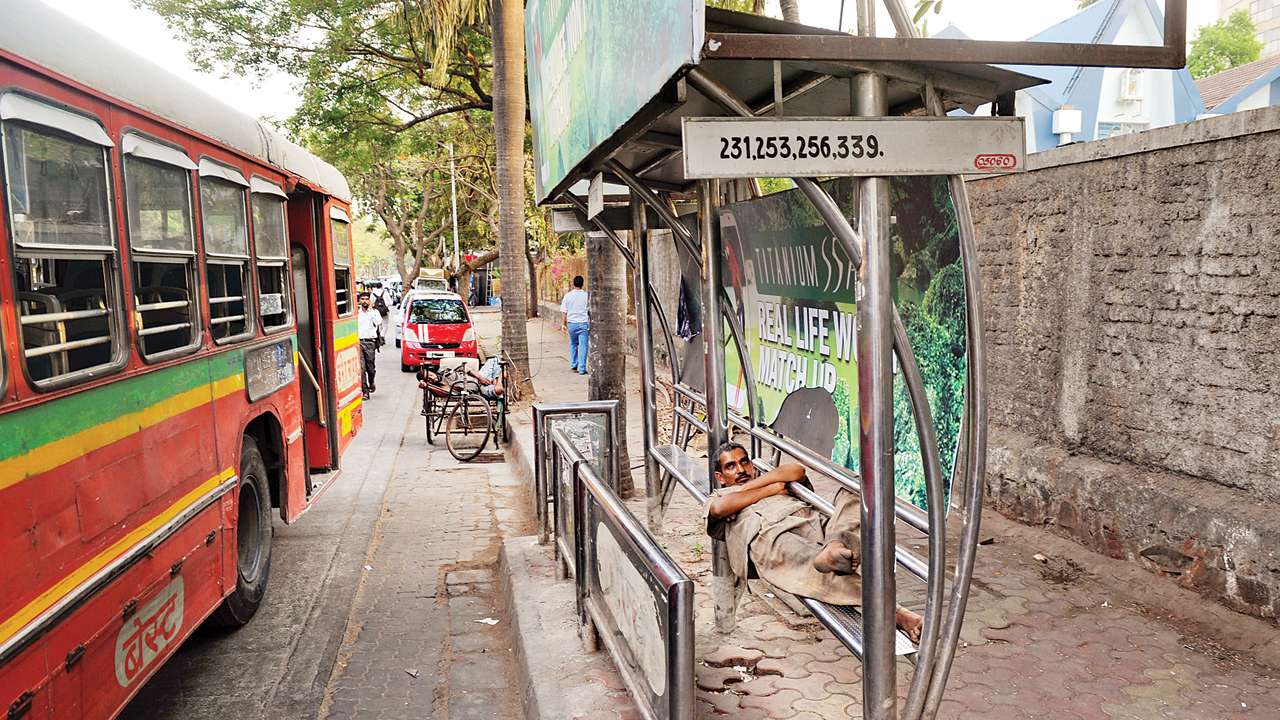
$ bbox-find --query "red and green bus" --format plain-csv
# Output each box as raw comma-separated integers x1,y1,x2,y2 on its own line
0,2,363,717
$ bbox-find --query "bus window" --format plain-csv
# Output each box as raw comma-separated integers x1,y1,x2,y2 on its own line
199,161,253,342
330,210,352,316
2,108,122,386
123,134,200,359
250,179,290,332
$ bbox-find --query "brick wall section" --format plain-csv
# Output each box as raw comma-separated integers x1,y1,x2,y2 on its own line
967,107,1280,619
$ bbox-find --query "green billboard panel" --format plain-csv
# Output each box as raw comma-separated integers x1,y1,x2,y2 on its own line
720,178,967,510
525,0,704,203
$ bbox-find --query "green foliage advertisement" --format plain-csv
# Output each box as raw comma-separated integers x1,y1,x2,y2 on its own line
525,0,704,202
719,177,966,509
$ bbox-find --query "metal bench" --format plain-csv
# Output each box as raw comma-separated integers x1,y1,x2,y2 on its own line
653,442,918,660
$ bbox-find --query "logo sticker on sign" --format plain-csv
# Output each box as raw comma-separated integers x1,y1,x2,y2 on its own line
974,154,1018,171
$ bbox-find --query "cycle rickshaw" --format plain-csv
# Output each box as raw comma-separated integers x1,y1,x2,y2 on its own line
421,356,509,461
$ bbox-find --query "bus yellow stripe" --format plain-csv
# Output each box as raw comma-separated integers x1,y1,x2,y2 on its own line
337,394,362,436
0,374,244,492
0,467,236,646
334,333,358,351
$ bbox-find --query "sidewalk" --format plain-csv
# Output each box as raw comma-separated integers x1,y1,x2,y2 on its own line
506,314,1280,719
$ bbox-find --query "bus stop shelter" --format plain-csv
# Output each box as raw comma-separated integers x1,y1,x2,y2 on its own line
525,2,1188,718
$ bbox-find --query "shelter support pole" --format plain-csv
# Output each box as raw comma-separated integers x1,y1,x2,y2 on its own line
632,195,662,531
880,2,991,715
700,179,735,632
854,0,897,713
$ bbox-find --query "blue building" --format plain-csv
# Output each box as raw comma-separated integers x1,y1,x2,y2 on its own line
941,0,1204,152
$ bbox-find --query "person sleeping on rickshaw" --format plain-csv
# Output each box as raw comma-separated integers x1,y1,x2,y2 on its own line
704,441,923,643
417,357,505,415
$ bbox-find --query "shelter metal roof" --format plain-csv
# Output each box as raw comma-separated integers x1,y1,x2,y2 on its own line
557,9,1047,201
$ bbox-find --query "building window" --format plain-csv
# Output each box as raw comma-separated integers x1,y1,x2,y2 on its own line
251,182,291,332
124,136,201,359
3,114,122,385
199,163,254,342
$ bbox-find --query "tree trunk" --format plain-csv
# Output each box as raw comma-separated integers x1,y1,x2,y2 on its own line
492,0,532,391
526,246,539,317
586,232,634,497
779,0,801,23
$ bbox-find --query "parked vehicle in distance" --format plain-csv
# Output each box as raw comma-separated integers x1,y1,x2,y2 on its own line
415,268,449,294
399,292,479,372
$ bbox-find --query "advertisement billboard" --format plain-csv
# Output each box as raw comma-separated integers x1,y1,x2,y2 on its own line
525,0,704,202
719,178,968,509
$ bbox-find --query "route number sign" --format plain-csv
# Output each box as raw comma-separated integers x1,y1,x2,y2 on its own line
682,116,1026,178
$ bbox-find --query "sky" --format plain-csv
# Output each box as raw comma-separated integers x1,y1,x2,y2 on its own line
37,0,300,122
35,0,1221,123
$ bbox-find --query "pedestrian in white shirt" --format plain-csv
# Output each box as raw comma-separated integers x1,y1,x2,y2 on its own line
560,275,589,375
357,292,384,399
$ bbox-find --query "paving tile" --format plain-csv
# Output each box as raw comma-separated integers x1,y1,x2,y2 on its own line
703,645,767,668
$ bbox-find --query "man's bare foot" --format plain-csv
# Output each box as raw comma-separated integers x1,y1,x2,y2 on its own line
895,606,923,644
813,541,859,575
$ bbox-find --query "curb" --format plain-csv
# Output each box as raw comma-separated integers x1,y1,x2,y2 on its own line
497,537,570,720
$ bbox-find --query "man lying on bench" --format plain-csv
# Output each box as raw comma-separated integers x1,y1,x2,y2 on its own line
704,441,923,643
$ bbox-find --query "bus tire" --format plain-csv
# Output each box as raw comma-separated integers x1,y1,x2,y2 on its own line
210,437,273,628
395,339,401,348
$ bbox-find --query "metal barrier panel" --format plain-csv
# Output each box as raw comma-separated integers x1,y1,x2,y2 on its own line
550,427,590,578
574,461,695,720
533,401,620,544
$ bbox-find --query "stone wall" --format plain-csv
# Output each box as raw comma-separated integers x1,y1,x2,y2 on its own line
967,107,1280,619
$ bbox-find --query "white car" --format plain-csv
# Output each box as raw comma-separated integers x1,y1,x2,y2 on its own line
393,288,442,347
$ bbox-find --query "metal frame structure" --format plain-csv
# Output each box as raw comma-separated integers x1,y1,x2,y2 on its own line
533,411,695,720
565,425,696,720
532,400,621,544
531,2,1188,718
705,0,1185,69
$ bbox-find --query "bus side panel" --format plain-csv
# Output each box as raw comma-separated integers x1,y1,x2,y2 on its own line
284,423,308,521
0,641,51,720
48,501,225,719
321,199,361,459
210,339,308,522
0,366,225,637
333,317,361,454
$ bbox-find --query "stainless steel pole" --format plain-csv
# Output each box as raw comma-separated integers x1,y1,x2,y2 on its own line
700,179,734,631
857,74,897,719
632,195,662,531
854,2,897,716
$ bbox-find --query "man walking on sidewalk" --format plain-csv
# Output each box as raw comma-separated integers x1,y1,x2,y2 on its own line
358,291,383,399
560,275,589,375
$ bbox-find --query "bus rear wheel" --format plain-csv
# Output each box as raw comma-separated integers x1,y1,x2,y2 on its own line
210,437,273,627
